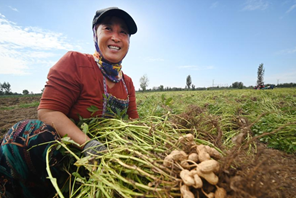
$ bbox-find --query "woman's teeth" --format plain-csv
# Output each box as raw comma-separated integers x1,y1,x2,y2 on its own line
109,46,120,50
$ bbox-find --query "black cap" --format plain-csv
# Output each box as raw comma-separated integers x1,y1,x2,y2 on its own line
92,7,137,34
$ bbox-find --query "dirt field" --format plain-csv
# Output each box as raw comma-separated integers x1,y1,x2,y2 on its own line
0,96,40,134
0,96,296,198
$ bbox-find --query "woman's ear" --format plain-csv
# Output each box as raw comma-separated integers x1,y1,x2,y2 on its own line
95,24,99,30
94,24,100,42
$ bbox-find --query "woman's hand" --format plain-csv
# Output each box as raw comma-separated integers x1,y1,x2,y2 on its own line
83,140,107,157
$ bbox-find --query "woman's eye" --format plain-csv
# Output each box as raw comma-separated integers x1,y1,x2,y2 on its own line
105,27,111,31
121,31,128,35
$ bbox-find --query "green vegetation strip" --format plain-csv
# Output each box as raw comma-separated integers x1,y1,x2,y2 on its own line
0,101,39,110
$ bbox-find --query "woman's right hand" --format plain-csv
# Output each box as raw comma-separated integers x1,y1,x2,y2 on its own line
82,140,107,157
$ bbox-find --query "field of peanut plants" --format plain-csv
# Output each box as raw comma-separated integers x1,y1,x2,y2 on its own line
136,88,296,154
0,88,295,198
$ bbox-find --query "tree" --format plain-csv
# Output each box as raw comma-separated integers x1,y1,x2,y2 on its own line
139,75,149,91
0,83,3,95
23,89,29,95
158,85,164,91
186,75,192,89
232,81,244,89
1,82,11,94
257,63,265,87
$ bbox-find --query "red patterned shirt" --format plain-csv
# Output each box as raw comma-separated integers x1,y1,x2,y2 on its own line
38,51,138,121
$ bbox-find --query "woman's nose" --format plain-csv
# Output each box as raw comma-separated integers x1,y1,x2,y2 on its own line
111,33,120,43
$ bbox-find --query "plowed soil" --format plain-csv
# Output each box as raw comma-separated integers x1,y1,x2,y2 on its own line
0,96,295,198
0,96,40,134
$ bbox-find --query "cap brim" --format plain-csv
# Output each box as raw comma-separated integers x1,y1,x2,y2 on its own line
93,8,137,34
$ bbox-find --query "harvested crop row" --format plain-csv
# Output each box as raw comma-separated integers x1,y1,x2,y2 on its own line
47,115,225,198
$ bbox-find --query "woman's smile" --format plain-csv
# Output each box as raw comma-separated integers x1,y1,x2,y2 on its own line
108,45,120,50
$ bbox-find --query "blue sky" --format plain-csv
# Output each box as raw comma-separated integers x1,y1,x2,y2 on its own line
0,0,296,93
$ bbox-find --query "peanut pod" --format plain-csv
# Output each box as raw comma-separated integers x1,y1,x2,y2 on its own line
204,145,222,159
215,186,227,198
197,159,220,173
188,153,199,162
180,169,195,186
196,145,211,162
180,184,195,198
196,167,219,185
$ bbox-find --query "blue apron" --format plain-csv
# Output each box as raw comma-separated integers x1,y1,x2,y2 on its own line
102,76,129,118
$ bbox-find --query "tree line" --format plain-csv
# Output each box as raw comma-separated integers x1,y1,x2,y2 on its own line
1,63,296,95
138,80,296,92
138,63,296,92
0,82,40,96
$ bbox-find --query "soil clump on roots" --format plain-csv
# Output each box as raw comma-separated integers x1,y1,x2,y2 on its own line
171,105,296,198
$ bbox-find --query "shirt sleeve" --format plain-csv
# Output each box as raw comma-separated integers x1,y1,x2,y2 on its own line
38,51,81,116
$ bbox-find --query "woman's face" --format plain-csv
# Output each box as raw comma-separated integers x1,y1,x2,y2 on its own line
96,16,130,63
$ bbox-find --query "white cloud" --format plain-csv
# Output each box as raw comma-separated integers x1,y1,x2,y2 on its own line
286,3,296,13
242,0,269,11
0,53,29,75
0,13,77,75
8,6,19,12
0,18,73,50
26,51,56,59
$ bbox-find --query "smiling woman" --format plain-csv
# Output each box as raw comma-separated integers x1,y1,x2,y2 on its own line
0,7,139,198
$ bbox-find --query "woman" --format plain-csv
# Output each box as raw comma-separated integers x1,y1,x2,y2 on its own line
0,7,138,198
